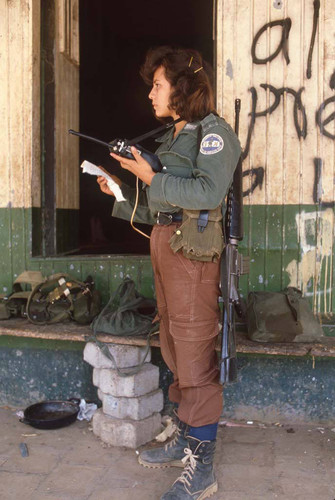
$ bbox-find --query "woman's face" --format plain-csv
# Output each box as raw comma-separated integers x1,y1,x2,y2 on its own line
148,66,179,119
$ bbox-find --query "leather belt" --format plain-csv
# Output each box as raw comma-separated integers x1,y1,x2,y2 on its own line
156,211,183,225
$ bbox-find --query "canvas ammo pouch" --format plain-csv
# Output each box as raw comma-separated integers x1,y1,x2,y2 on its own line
0,271,45,320
0,288,29,320
247,287,323,342
169,206,224,262
27,273,101,325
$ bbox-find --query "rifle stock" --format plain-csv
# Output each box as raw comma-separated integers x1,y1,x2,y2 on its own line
220,99,249,385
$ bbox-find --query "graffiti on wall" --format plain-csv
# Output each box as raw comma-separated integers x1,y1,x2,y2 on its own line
241,0,334,211
235,0,334,309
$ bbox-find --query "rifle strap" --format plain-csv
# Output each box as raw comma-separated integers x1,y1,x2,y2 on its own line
128,118,182,145
196,123,209,231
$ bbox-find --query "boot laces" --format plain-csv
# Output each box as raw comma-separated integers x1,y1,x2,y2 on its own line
174,447,199,488
165,425,181,450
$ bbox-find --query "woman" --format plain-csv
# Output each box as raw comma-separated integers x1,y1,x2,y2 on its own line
98,46,241,500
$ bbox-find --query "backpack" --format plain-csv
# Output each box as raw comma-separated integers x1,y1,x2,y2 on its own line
0,271,45,320
26,273,101,325
247,287,323,342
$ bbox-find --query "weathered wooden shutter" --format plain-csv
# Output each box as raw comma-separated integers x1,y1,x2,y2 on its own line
42,0,80,255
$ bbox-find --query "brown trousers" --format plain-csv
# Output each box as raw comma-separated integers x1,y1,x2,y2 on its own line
150,224,223,427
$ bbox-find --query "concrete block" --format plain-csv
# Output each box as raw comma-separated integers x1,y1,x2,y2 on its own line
98,388,164,420
83,342,151,369
92,408,162,448
93,363,159,397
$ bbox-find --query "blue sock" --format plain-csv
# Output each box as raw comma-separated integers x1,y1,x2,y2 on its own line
188,423,218,441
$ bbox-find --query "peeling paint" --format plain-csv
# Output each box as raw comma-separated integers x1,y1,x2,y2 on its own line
225,59,233,80
285,209,334,313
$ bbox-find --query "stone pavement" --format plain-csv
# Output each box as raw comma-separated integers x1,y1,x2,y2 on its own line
0,407,334,500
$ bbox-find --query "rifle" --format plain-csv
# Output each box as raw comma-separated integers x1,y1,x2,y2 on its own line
220,99,250,385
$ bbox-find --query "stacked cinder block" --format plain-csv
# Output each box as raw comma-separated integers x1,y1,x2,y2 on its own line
83,342,163,448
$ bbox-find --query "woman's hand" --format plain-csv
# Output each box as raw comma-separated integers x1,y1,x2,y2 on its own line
110,147,156,186
97,174,122,197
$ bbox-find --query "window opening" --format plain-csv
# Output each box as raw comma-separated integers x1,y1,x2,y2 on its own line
76,0,214,255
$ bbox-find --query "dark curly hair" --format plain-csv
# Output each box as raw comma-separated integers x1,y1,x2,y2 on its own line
140,46,215,123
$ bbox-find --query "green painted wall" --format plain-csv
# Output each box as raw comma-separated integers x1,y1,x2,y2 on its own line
0,204,334,420
1,335,334,424
0,205,333,334
0,335,97,407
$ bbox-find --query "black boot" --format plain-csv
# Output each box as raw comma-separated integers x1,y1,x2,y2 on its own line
160,436,218,499
138,413,189,468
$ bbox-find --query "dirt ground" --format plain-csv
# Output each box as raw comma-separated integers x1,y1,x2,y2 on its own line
0,407,334,500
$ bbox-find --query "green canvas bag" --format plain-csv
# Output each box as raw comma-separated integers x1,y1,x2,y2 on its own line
26,273,101,325
89,278,158,376
247,287,323,342
91,277,157,337
0,271,45,320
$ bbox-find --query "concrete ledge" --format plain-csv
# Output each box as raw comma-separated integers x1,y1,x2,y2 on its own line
0,318,335,357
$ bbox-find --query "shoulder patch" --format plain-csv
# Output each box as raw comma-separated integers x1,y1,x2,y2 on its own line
200,133,224,155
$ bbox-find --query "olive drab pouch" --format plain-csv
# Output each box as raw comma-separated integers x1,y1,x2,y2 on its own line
0,296,11,320
169,206,224,262
247,287,324,342
0,271,45,320
26,273,101,325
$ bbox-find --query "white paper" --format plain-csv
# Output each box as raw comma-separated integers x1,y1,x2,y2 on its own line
81,160,125,202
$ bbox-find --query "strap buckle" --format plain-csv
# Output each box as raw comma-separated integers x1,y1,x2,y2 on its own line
157,212,173,225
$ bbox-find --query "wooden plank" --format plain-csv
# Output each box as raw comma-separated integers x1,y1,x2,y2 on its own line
220,0,235,123
31,0,41,209
7,1,25,209
22,0,33,209
89,261,110,305
10,208,27,281
320,0,335,206
317,0,334,316
0,209,12,292
138,258,154,298
0,2,10,208
0,319,160,347
249,0,269,207
0,319,334,357
264,205,283,291
55,0,80,212
265,2,285,206
215,0,224,116
284,0,303,207
70,0,80,64
300,0,317,206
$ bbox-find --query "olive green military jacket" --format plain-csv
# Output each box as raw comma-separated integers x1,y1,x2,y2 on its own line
112,113,241,225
